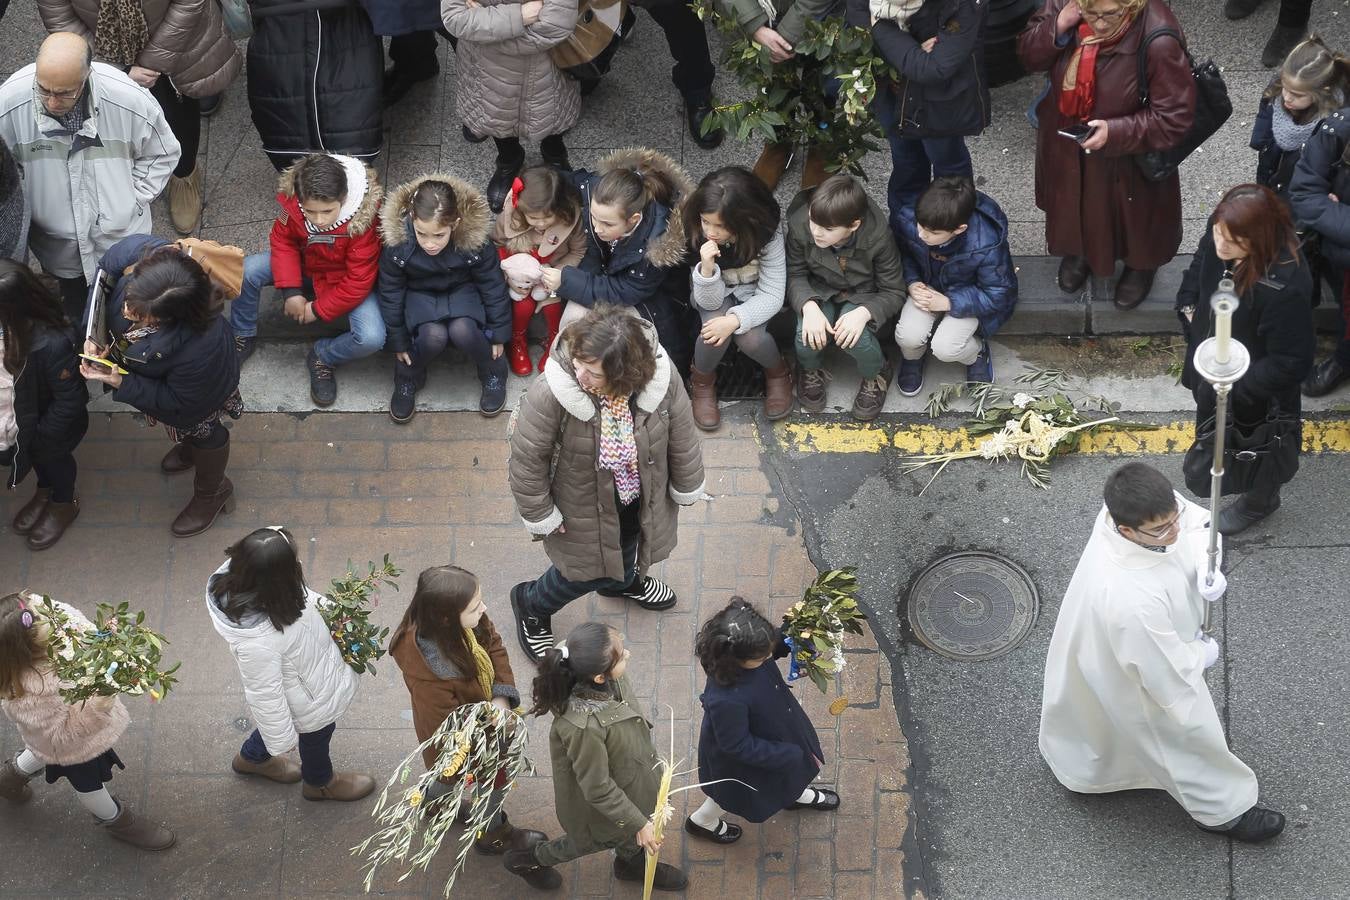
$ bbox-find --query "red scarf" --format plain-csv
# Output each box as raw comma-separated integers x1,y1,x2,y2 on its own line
1057,18,1133,121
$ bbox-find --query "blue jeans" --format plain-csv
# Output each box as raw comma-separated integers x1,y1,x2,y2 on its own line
240,722,336,787
875,97,974,211
231,252,387,366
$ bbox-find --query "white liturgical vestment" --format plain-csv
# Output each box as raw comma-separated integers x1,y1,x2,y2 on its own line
1039,495,1258,827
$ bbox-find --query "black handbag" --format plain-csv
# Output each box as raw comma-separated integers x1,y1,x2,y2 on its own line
1133,27,1232,182
1182,408,1301,498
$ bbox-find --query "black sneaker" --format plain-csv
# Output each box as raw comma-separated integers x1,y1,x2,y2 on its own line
390,376,418,424
510,582,553,662
480,371,507,417
307,348,337,407
598,575,677,611
235,335,257,366
1197,805,1286,843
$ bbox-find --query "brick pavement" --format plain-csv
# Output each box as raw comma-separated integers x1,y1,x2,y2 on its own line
0,412,909,899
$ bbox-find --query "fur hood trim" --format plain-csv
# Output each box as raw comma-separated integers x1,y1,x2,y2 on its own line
596,148,694,269
379,173,492,252
276,155,382,236
541,317,671,421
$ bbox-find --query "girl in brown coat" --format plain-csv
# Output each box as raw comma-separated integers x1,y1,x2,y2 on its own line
38,0,242,234
388,565,546,854
1017,0,1196,310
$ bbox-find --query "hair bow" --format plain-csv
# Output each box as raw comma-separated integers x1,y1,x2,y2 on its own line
510,177,525,209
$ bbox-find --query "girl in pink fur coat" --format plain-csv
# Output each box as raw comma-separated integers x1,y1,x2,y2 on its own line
0,591,175,850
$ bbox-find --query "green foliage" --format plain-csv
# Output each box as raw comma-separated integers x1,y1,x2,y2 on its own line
691,1,892,175
320,556,401,677
782,568,867,693
36,596,180,703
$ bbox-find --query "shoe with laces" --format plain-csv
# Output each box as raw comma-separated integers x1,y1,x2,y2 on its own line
480,371,507,417
851,362,893,422
797,366,830,413
307,348,337,407
510,582,553,662
234,335,256,365
598,575,677,611
390,375,418,424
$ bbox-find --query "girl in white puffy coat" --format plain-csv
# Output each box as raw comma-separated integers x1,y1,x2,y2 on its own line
205,526,374,802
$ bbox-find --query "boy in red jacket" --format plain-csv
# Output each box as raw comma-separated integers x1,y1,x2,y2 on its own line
230,154,386,406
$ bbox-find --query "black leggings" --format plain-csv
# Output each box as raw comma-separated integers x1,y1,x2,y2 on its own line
150,76,200,178
494,135,566,159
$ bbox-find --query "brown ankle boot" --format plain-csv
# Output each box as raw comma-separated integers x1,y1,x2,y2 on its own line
752,141,794,191
231,752,302,784
0,758,35,803
27,498,79,551
689,366,720,431
801,145,829,191
763,357,794,420
171,442,234,537
97,799,177,851
160,442,194,474
475,813,549,855
12,488,50,534
301,771,376,802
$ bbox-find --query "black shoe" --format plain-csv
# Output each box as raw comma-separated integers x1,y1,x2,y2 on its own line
383,63,440,106
487,147,528,214
579,76,602,97
1057,255,1089,294
598,575,677,610
685,95,725,150
504,848,563,890
510,582,553,662
1198,805,1286,842
684,815,743,844
1223,0,1264,18
613,854,687,891
540,140,572,173
479,370,507,417
896,357,924,397
787,786,841,811
197,94,223,118
1263,24,1307,67
1302,356,1348,397
234,335,257,366
966,341,993,384
307,347,337,407
1217,491,1280,536
463,124,488,144
390,375,418,424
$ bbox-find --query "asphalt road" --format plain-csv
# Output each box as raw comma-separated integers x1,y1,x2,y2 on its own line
761,425,1350,900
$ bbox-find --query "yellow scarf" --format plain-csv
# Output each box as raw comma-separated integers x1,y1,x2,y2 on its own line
463,628,495,701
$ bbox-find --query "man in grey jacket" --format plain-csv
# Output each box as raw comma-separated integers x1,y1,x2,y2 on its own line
0,32,179,327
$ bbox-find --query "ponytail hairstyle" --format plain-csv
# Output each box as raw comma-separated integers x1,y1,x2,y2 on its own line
209,527,308,631
0,260,68,376
593,151,679,218
684,166,780,269
0,592,48,700
695,597,779,687
1268,34,1350,123
409,179,460,229
529,622,623,717
510,166,582,232
389,565,482,677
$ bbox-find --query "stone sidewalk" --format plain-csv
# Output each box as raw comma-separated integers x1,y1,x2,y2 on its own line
0,412,909,900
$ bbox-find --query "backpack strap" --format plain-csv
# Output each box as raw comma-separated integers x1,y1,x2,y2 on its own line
1136,26,1185,108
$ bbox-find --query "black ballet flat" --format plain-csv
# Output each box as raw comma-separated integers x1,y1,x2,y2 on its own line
683,816,743,844
787,787,840,811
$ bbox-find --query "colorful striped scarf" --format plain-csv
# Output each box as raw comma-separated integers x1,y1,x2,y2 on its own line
598,395,641,505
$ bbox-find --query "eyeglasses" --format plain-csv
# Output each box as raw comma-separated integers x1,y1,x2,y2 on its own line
35,81,85,102
1082,8,1126,23
1133,505,1182,539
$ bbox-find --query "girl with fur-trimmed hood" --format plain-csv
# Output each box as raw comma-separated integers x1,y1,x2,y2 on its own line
378,174,514,422
537,148,697,371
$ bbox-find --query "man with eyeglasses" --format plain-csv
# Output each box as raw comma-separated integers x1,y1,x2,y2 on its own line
0,32,179,331
1039,462,1286,843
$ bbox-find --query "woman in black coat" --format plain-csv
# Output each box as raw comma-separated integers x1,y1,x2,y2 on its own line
1177,184,1315,535
0,261,88,550
80,236,242,538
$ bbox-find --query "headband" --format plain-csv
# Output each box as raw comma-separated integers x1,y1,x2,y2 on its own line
265,525,293,548
15,594,34,629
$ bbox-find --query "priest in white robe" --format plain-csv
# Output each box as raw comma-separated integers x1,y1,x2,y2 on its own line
1039,463,1284,843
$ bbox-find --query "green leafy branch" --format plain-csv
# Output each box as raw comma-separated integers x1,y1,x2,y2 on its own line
782,567,867,693
36,596,180,704
319,556,401,677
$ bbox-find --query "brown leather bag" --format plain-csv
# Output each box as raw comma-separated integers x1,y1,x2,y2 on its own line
550,0,628,81
174,238,246,298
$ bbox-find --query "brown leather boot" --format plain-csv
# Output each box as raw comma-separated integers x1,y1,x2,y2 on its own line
231,752,302,784
160,443,194,474
171,442,234,537
1112,266,1157,311
301,771,376,802
97,799,177,851
12,488,50,534
27,498,79,551
0,758,35,803
474,813,549,855
763,357,794,420
800,145,829,191
752,141,795,191
1057,255,1089,294
689,365,720,431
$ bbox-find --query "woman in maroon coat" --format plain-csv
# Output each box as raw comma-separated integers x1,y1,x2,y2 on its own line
1018,0,1196,310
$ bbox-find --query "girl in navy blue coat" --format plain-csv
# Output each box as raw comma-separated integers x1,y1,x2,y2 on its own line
378,174,513,421
686,598,838,845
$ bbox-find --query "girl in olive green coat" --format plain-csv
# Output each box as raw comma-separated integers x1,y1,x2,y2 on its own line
503,622,687,892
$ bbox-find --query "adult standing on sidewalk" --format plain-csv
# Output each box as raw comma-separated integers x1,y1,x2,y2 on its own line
35,0,242,236
507,305,705,661
1017,0,1195,310
1223,0,1314,69
0,33,179,328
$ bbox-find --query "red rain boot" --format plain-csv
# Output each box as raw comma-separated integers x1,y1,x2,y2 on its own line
538,301,564,372
509,298,535,376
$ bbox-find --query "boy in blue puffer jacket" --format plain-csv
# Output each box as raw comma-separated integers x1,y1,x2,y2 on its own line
891,176,1017,395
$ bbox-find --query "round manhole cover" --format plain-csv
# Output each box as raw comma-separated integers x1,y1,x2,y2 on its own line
905,551,1039,661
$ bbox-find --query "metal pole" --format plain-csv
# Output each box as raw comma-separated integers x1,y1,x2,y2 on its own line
1201,382,1231,635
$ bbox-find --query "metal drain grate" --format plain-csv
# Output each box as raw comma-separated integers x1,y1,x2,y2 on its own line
904,551,1039,661
714,346,767,401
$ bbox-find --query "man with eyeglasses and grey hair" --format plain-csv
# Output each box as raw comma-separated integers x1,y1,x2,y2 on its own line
0,32,179,328
1038,462,1286,843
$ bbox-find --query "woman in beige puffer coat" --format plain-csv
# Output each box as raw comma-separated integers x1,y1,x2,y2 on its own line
441,0,581,215
37,0,242,235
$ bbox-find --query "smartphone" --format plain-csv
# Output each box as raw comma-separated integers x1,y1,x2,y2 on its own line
1057,123,1091,142
79,353,129,375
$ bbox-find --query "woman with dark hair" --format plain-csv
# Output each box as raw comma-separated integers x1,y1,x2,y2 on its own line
0,261,89,551
1177,184,1316,534
388,565,546,853
79,235,241,537
205,526,375,802
507,304,705,661
0,136,28,263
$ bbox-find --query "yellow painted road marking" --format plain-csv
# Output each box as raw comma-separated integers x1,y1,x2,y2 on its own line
775,420,1350,455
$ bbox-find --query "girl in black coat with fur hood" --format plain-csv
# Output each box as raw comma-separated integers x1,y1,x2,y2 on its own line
0,261,89,551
